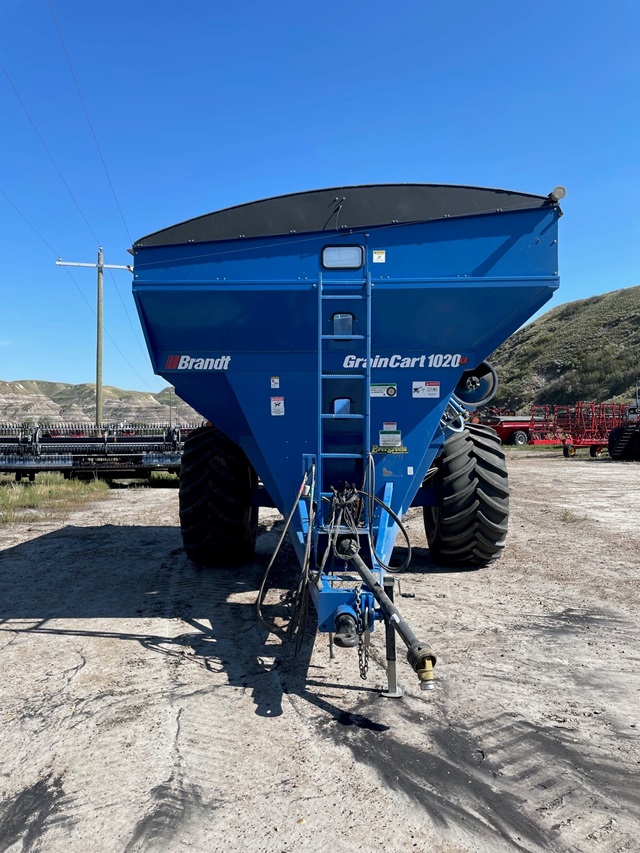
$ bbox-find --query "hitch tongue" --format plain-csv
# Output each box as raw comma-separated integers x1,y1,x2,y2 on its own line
333,613,359,648
347,551,437,691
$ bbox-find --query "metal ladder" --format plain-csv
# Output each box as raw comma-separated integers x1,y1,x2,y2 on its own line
316,270,372,503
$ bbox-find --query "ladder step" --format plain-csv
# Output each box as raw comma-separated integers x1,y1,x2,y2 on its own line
320,453,364,459
321,294,365,300
321,374,365,379
321,334,365,340
321,413,364,420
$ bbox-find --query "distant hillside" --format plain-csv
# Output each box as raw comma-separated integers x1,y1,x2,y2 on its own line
488,285,640,410
0,380,201,424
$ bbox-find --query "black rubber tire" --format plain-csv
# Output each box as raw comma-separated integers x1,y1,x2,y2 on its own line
511,430,528,446
608,426,624,459
423,423,509,567
179,426,258,566
562,444,576,458
589,445,603,458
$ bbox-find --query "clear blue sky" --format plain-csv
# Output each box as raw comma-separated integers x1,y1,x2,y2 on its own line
1,0,638,392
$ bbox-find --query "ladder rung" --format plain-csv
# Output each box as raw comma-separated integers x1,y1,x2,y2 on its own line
321,334,365,340
321,280,367,285
321,413,364,420
321,294,365,300
321,374,365,379
320,453,364,459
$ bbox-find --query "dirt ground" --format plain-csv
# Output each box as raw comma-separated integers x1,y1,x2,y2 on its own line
1,451,639,853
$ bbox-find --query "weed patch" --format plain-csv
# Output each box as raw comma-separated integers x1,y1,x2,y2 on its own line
0,473,109,526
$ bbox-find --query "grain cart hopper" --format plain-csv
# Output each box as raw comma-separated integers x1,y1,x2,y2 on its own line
132,183,562,692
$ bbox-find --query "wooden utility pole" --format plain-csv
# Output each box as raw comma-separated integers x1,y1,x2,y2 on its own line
96,247,104,426
56,248,132,425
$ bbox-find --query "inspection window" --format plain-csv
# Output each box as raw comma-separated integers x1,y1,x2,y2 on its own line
332,313,354,337
333,397,352,415
322,246,364,269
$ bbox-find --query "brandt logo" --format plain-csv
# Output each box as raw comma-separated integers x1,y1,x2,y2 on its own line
165,355,231,370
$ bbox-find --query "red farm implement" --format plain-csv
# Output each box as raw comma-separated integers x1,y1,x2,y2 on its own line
548,403,629,457
480,403,628,456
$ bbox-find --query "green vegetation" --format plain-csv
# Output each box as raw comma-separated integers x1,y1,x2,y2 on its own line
148,471,179,488
489,285,640,410
0,473,109,526
559,509,587,524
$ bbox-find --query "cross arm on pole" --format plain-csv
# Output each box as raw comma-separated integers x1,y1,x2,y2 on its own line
56,259,133,272
53,247,132,425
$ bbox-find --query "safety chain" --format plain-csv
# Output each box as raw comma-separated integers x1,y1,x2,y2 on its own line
355,586,370,680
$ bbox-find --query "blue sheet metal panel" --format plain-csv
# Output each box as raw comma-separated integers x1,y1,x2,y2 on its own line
133,286,316,359
366,208,558,279
133,234,334,282
227,368,318,514
133,207,557,284
369,283,555,353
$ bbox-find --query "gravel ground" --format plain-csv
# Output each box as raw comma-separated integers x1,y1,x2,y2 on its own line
1,452,639,853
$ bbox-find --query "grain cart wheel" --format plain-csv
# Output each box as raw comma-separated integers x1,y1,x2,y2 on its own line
607,426,624,458
179,426,258,566
423,423,509,567
511,430,528,446
562,444,576,458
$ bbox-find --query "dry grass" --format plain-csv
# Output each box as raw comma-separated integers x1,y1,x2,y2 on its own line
0,473,110,525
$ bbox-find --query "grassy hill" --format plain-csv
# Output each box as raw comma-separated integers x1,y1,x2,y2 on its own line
488,285,640,410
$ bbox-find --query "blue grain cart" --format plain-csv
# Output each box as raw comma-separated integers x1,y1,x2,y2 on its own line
132,184,562,691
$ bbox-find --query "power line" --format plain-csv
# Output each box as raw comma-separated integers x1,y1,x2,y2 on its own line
46,0,133,245
44,2,152,361
0,59,100,244
0,188,160,393
1,49,160,390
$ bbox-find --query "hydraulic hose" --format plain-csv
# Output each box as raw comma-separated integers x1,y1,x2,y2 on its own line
256,469,310,634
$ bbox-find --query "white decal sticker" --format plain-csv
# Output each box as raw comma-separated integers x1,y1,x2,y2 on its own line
407,466,414,475
383,422,397,431
344,354,427,368
379,430,402,447
270,396,285,416
412,381,440,399
427,353,468,368
270,376,280,389
371,383,397,398
372,249,386,263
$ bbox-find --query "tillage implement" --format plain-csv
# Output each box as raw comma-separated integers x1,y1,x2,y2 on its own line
132,183,563,693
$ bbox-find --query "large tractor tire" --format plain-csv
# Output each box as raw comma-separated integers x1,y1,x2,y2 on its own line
608,426,640,460
607,427,623,458
423,423,509,567
179,426,259,566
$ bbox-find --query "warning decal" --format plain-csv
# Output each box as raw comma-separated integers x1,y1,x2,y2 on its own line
270,396,285,416
412,381,440,399
379,430,402,447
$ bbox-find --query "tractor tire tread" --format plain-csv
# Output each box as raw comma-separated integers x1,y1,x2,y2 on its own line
423,425,509,568
179,426,258,566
